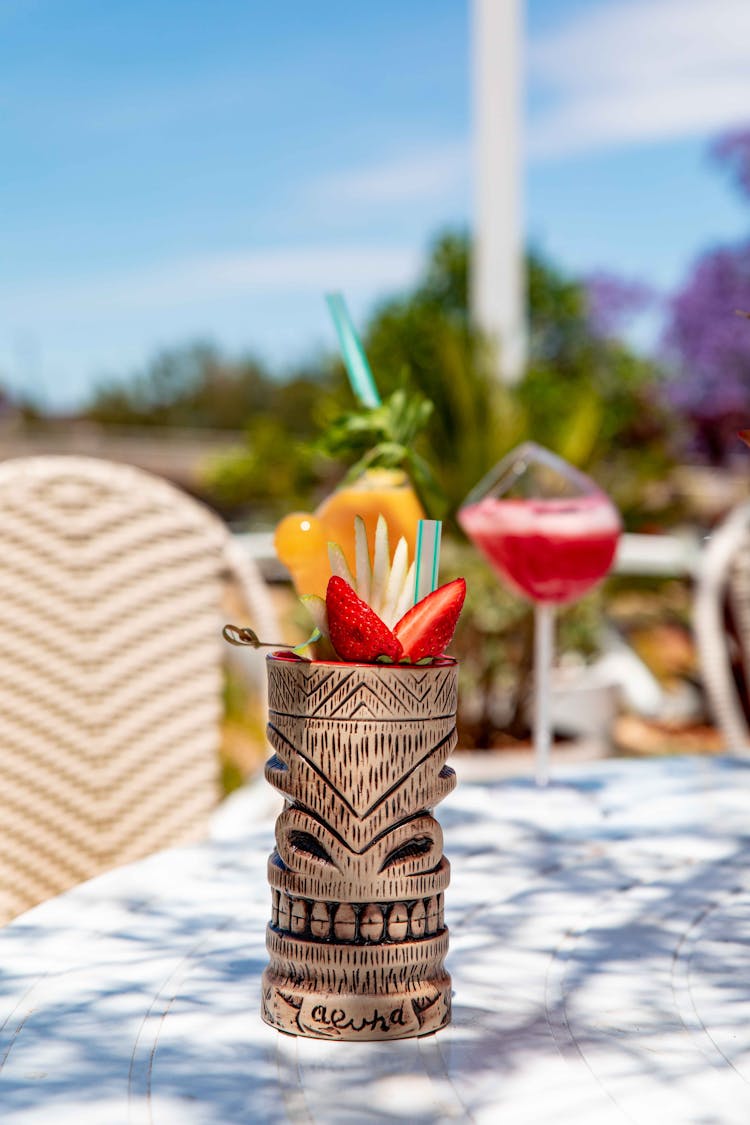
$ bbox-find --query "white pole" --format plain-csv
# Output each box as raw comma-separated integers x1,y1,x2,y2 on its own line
471,0,526,383
533,603,554,787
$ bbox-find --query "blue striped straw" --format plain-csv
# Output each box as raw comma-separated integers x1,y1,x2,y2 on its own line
325,292,381,409
413,519,442,603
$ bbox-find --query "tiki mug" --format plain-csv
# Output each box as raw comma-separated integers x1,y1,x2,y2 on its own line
261,654,458,1041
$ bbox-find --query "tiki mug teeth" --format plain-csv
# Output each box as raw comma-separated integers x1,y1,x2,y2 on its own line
261,654,458,1041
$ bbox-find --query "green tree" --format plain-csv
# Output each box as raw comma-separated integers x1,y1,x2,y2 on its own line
205,415,321,520
361,232,676,528
521,253,677,523
79,232,677,534
83,343,328,432
362,233,522,514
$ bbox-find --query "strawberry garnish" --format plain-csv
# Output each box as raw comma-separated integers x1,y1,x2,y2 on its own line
326,576,404,663
394,577,466,662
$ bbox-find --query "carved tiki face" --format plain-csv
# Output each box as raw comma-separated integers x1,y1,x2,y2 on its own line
261,654,457,1040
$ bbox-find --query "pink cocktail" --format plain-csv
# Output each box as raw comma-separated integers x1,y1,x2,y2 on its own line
458,495,621,605
459,443,622,785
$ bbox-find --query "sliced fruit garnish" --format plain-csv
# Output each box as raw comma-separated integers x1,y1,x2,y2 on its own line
327,541,356,589
326,576,403,663
300,594,329,639
308,516,466,663
394,577,466,662
354,516,371,606
380,535,409,626
328,514,414,629
293,628,322,654
371,514,390,616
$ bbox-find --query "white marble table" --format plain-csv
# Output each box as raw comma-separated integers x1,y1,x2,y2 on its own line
2,754,750,1124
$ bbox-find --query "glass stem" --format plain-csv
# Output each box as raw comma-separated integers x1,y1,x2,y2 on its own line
534,602,555,787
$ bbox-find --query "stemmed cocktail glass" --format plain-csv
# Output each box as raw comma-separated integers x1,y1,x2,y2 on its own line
458,442,622,786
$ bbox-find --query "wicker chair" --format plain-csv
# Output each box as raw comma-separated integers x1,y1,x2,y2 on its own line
693,500,750,753
0,455,278,922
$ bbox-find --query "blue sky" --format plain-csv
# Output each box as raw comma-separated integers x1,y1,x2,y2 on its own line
1,0,749,408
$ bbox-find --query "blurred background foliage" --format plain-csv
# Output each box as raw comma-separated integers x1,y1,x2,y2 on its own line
69,129,750,519
662,130,750,465
75,228,683,531
67,229,691,756
19,129,745,759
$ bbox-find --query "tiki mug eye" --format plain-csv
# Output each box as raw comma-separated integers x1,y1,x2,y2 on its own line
380,835,434,871
288,830,335,864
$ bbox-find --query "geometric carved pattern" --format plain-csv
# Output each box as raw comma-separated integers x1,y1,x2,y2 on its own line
0,456,265,924
262,654,457,1040
266,658,458,720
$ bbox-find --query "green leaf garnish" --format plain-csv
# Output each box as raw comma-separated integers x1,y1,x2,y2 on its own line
293,627,322,654
316,386,445,515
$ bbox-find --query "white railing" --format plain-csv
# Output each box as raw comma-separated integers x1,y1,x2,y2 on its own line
235,529,706,580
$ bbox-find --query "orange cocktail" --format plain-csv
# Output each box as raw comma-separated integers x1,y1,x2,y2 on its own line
275,469,424,598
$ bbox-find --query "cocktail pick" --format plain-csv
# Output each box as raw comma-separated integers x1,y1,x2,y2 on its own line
413,519,442,604
222,624,321,652
325,292,382,409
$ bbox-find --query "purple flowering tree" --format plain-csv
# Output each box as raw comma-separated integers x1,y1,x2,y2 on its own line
663,130,750,464
585,272,655,340
712,130,750,198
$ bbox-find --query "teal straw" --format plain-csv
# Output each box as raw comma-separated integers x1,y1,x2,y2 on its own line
325,292,381,409
413,519,442,603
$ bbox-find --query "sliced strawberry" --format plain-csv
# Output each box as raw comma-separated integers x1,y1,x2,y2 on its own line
326,576,404,663
394,577,466,662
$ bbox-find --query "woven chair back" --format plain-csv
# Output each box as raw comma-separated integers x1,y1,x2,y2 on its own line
0,456,236,921
694,501,750,753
